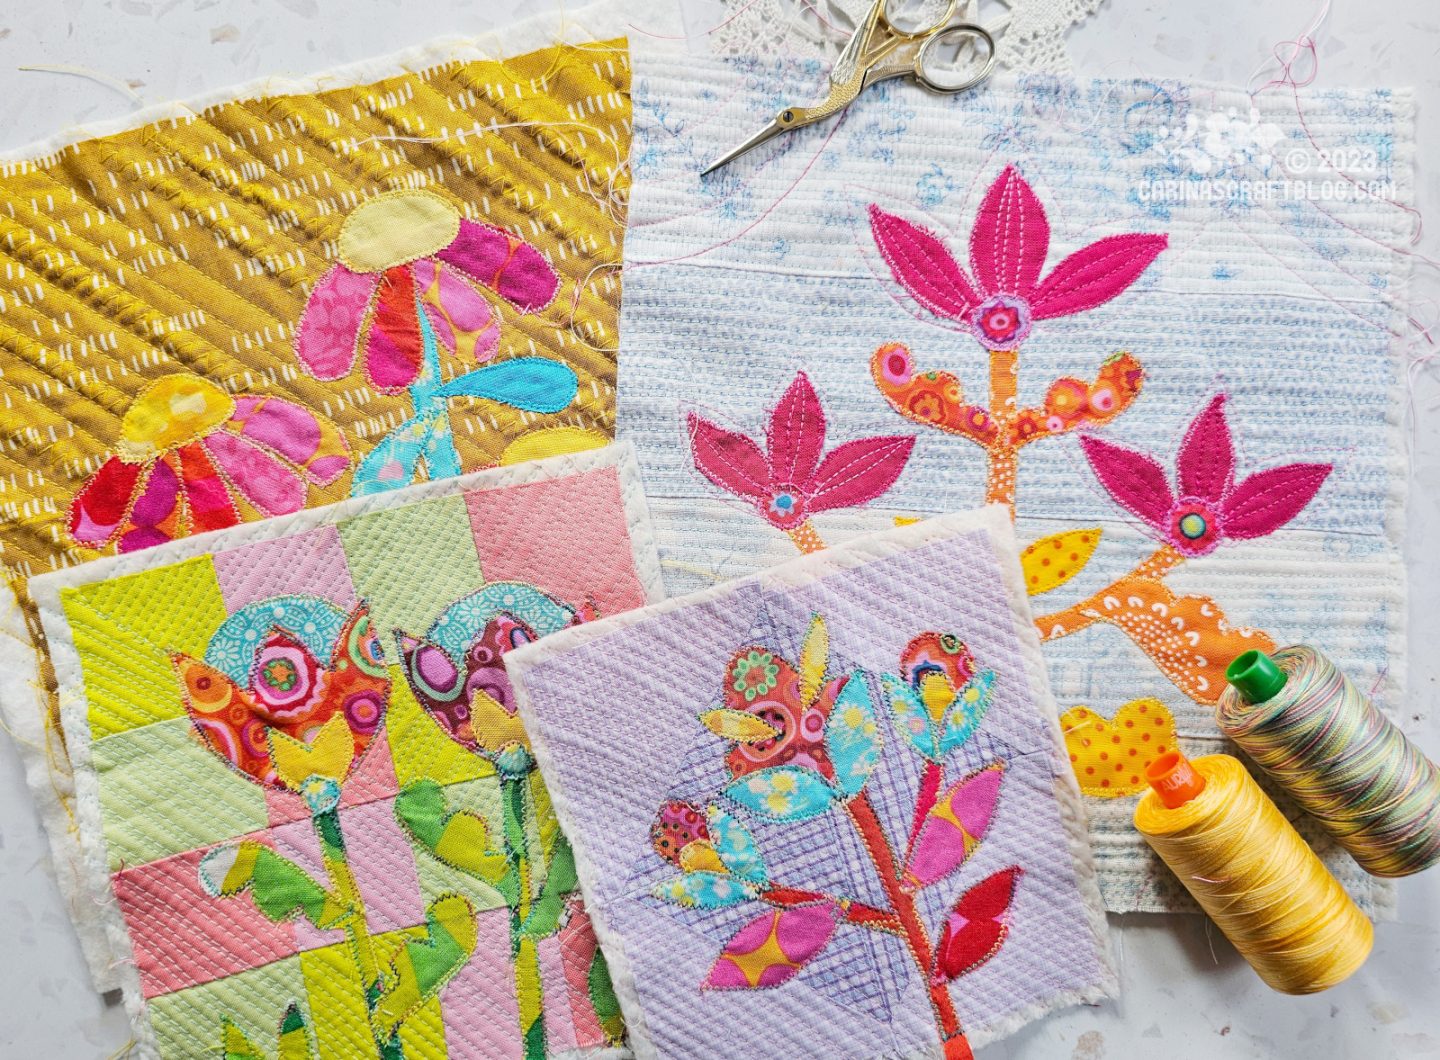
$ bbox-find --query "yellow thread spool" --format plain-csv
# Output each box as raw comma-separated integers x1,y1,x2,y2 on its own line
1134,750,1373,994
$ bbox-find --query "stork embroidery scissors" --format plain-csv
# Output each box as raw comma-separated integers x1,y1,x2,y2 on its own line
701,0,997,176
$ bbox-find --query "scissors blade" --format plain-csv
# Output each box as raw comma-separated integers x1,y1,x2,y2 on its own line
701,117,787,176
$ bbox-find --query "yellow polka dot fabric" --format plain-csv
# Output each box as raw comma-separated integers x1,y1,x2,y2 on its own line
1060,699,1177,797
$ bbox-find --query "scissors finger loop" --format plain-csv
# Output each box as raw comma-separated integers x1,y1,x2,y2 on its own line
915,24,997,93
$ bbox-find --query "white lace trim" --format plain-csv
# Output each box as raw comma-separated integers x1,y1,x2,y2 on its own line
708,0,1106,75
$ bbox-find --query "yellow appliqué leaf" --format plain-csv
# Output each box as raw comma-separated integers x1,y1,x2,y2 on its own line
269,712,353,790
1021,528,1102,596
799,614,829,705
700,709,780,743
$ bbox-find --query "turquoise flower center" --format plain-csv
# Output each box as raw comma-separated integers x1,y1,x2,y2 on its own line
1178,512,1208,540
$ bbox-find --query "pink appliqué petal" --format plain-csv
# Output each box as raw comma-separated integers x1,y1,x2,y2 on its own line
807,435,915,514
203,431,307,517
1222,463,1332,539
365,266,425,393
868,205,980,321
294,265,378,380
119,458,181,553
905,764,1003,888
701,903,839,990
1028,233,1168,321
228,396,349,486
1176,395,1235,505
414,258,500,364
968,166,1049,300
687,412,771,506
765,372,827,488
1079,434,1175,533
438,220,560,313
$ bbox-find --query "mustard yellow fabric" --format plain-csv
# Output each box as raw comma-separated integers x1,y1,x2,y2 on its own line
0,39,632,776
0,40,630,581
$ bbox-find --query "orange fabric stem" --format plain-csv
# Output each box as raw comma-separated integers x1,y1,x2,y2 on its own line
1034,544,1185,640
846,792,971,1058
785,520,826,554
985,349,1019,516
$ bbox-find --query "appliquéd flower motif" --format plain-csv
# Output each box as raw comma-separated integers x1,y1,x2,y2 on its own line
68,374,350,553
703,616,883,822
293,189,581,496
869,165,1168,346
1079,393,1333,557
881,632,997,762
296,190,558,393
174,602,389,810
686,370,914,541
650,801,769,910
396,581,587,777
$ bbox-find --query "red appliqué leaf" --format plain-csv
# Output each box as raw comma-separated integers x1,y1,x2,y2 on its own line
934,866,1022,982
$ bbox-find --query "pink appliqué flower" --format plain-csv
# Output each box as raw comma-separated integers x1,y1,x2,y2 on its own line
294,190,560,394
1079,394,1333,557
68,374,350,554
869,165,1168,348
686,371,915,531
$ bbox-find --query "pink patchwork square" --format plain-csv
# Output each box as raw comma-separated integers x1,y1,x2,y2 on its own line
113,838,297,998
441,906,522,1058
270,795,423,952
213,524,356,612
464,466,647,619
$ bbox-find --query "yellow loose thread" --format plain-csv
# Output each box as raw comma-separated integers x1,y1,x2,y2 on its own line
1134,754,1372,994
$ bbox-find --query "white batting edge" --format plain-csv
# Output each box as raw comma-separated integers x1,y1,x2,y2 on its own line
507,506,1118,1059
12,441,662,1055
0,0,683,167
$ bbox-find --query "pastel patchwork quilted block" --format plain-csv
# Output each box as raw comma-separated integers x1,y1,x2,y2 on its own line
507,508,1114,1059
32,445,659,1057
0,0,645,993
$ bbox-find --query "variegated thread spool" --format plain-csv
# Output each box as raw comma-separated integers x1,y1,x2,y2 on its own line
1217,645,1440,878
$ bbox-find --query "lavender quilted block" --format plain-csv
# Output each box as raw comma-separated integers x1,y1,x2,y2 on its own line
508,508,1113,1059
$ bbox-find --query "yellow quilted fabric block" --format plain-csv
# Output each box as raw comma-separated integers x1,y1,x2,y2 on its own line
0,39,630,583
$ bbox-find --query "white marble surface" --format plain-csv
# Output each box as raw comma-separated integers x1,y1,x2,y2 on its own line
0,0,1436,1057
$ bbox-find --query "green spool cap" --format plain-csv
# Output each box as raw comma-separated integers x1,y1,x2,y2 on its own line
1226,649,1287,704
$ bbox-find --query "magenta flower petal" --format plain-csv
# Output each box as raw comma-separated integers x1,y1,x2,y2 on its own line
968,166,1049,301
438,220,559,313
294,265,377,381
1222,463,1332,539
1176,395,1235,505
702,903,839,991
808,435,915,513
414,258,500,363
868,205,980,321
204,432,307,517
1079,434,1175,533
687,412,770,505
1029,233,1168,321
765,372,827,488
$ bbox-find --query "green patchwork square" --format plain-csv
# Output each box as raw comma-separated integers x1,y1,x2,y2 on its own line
63,556,227,739
93,717,267,871
338,495,483,638
149,954,308,1058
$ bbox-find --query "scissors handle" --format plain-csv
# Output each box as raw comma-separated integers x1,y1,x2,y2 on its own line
863,23,997,94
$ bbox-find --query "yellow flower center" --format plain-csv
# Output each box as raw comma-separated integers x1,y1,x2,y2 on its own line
118,374,234,461
337,190,461,273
